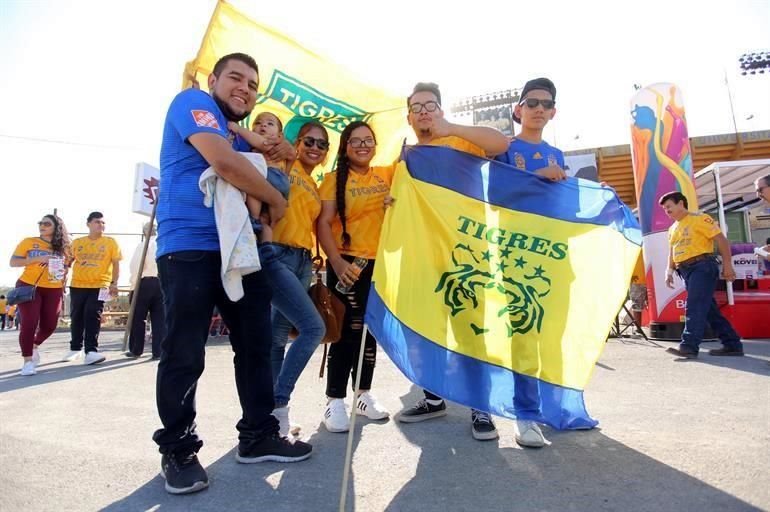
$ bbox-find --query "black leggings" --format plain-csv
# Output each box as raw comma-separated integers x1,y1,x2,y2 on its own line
325,255,377,399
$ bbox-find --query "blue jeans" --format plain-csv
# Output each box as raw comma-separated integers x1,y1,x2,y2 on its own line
153,251,278,455
679,258,742,354
259,243,324,407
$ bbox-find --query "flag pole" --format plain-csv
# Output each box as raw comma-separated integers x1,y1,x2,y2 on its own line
121,200,158,352
338,323,369,512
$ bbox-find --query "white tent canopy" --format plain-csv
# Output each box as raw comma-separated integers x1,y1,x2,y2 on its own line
695,159,770,214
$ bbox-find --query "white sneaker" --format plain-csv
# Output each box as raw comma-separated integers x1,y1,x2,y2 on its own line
272,406,291,438
20,361,36,376
514,419,547,448
83,351,106,365
356,392,390,420
32,348,40,365
62,350,83,362
323,399,349,433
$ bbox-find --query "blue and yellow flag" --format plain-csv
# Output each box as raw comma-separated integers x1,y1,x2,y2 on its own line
365,146,641,430
183,0,410,182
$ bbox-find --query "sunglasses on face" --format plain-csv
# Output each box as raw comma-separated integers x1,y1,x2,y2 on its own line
408,101,441,114
301,136,330,150
38,221,53,227
348,137,376,148
520,98,555,109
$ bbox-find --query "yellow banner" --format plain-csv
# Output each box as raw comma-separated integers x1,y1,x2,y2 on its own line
374,162,640,390
184,1,411,181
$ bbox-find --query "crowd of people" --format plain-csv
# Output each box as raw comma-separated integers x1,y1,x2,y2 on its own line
7,51,767,497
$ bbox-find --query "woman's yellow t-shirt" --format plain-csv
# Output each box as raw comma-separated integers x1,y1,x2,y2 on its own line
12,237,65,288
319,165,396,259
668,213,721,264
272,162,322,251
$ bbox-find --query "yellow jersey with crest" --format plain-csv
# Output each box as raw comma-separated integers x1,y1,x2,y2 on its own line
12,237,67,288
272,162,322,251
70,236,122,288
668,213,721,264
319,165,397,259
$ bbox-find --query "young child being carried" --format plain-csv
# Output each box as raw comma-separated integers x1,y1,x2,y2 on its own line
228,112,292,233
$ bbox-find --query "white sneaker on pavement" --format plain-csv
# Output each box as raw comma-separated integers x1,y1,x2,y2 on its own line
83,351,106,365
20,361,36,376
323,399,349,433
62,350,83,362
356,391,390,420
514,419,547,448
32,348,40,366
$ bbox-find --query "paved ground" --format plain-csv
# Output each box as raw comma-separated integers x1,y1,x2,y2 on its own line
0,329,768,512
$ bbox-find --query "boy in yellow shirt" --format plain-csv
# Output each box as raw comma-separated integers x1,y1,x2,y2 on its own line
659,191,743,358
64,211,122,364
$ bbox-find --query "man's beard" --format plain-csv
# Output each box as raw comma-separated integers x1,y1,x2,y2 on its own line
213,93,250,122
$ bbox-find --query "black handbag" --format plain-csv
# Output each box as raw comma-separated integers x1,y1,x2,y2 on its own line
7,272,45,306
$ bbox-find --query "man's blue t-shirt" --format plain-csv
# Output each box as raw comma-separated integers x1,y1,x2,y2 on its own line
495,137,565,172
157,88,249,257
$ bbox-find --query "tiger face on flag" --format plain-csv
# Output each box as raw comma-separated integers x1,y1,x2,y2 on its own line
365,145,641,430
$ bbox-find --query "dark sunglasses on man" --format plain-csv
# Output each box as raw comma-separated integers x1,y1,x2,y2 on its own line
302,136,330,150
520,98,556,110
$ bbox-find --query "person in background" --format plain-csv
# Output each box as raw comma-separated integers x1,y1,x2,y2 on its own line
10,214,71,376
126,222,164,360
0,295,7,330
63,211,121,365
660,191,743,359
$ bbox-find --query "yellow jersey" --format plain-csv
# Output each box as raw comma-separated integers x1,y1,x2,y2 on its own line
272,162,322,251
70,236,122,288
0,298,6,311
428,136,486,157
668,213,721,264
319,164,397,259
12,237,66,288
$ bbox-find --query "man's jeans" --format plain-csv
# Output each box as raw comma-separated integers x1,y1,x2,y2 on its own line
153,250,278,455
260,243,324,407
679,258,742,354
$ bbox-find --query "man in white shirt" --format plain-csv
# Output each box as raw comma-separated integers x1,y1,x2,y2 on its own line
127,222,164,359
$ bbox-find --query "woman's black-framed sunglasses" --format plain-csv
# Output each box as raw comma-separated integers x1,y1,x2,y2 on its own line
301,136,330,150
38,221,53,227
520,98,556,109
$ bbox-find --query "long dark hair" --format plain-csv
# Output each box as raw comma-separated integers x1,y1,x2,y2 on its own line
42,214,71,256
334,120,376,249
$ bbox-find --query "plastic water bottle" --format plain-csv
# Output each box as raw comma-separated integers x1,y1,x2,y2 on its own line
336,257,368,293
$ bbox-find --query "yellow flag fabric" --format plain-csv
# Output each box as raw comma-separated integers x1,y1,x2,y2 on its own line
183,1,411,182
365,146,642,430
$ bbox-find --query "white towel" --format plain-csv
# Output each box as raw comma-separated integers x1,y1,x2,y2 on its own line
198,152,267,301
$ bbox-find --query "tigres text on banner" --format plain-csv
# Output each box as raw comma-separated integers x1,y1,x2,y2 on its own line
365,146,641,430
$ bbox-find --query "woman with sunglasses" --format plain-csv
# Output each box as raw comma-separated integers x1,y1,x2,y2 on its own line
9,214,71,376
259,121,329,437
316,120,394,432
